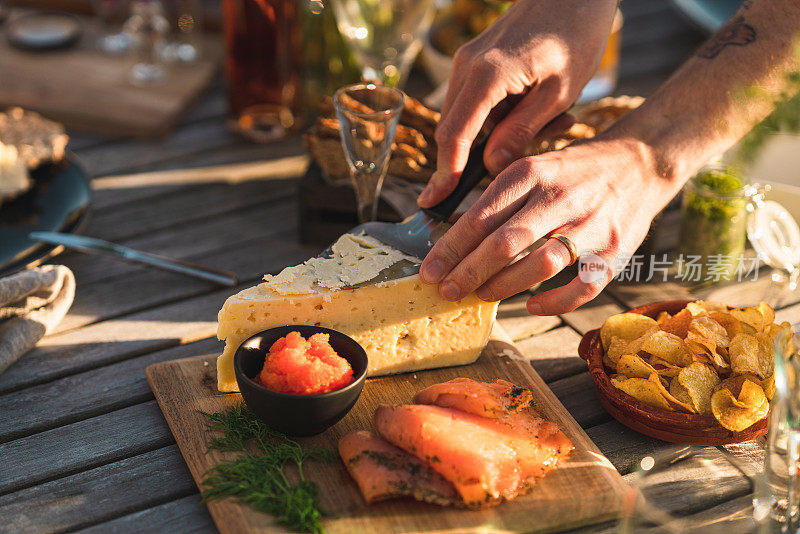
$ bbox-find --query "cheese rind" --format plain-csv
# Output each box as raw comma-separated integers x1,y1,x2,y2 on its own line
216,276,498,392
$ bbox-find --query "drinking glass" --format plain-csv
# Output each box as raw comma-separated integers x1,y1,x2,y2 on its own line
161,0,203,63
333,83,404,223
618,446,759,533
124,0,169,86
222,0,302,143
753,324,800,531
92,0,133,54
329,0,435,86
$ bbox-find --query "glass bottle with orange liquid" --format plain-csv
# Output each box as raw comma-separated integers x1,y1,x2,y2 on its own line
222,0,302,142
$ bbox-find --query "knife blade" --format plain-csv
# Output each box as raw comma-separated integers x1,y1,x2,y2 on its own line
30,231,238,286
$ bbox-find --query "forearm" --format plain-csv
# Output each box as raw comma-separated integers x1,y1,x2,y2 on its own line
606,0,800,198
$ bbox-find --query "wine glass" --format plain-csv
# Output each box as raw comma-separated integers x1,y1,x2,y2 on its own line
618,446,759,533
333,83,404,223
329,0,435,86
92,0,134,54
124,0,170,86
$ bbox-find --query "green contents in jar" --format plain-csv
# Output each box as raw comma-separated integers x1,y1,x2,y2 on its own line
677,166,748,282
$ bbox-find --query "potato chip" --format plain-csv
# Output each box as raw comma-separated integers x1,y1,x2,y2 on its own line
669,378,695,408
648,373,694,412
685,331,730,372
689,316,730,348
696,301,729,313
737,378,767,409
685,332,715,356
617,353,659,379
641,331,692,366
730,307,768,333
757,302,776,327
649,357,682,378
755,333,775,379
606,328,658,368
600,313,658,349
709,311,743,340
763,374,776,400
613,377,673,410
711,388,769,432
656,311,671,325
677,362,720,415
660,309,692,338
729,333,761,377
685,302,709,317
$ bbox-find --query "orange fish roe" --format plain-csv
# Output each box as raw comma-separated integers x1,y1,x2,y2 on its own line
256,331,354,395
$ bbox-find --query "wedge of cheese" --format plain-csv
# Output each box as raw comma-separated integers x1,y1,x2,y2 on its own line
216,234,498,392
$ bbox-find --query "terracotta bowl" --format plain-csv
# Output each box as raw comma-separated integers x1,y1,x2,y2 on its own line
578,300,768,445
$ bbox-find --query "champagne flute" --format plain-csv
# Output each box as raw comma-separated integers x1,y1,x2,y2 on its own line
329,0,435,86
333,83,404,223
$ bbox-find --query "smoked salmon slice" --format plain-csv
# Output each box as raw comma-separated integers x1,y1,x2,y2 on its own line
374,403,573,507
338,431,460,506
414,378,534,418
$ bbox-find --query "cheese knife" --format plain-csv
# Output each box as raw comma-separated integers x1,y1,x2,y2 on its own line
325,134,490,287
29,231,239,286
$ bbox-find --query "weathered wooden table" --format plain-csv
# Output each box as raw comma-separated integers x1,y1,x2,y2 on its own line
1,2,795,532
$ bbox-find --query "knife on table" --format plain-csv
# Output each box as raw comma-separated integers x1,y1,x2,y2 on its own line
29,231,239,286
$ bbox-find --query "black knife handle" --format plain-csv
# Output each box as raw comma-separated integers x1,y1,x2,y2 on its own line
421,136,489,222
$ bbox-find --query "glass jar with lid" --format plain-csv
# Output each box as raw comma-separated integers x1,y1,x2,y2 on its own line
677,165,751,282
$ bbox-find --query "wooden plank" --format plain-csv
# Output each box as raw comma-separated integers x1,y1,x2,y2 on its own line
74,495,215,534
695,270,800,310
0,11,221,137
147,335,627,533
88,155,308,211
497,294,562,341
586,420,679,475
549,372,612,429
76,122,303,178
83,177,300,243
619,448,752,517
514,326,586,383
62,199,303,288
56,208,317,333
0,445,197,534
0,338,221,443
0,231,317,394
561,293,625,335
0,288,226,393
777,301,800,324
0,401,173,494
605,280,691,309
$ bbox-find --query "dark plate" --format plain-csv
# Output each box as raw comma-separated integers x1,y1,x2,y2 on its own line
0,155,91,275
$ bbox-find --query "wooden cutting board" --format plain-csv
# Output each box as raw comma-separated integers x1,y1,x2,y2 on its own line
0,9,221,137
146,327,626,533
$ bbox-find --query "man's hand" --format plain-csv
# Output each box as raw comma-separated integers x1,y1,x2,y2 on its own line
419,136,677,315
417,0,618,208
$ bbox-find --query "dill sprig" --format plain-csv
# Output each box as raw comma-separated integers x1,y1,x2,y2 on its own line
199,403,337,533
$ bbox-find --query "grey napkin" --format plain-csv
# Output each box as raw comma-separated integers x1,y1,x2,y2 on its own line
0,265,75,375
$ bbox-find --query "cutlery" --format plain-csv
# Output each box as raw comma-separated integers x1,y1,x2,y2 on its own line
30,231,238,286
320,134,489,287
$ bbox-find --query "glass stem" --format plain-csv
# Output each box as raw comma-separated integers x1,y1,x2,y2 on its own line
787,431,800,531
351,170,384,223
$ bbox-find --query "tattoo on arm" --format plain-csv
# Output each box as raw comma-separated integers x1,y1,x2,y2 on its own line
697,15,756,59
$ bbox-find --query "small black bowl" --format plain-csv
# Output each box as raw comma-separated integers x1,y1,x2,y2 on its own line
234,325,368,437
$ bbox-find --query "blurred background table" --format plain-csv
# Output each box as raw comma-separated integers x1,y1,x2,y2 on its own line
0,1,791,533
